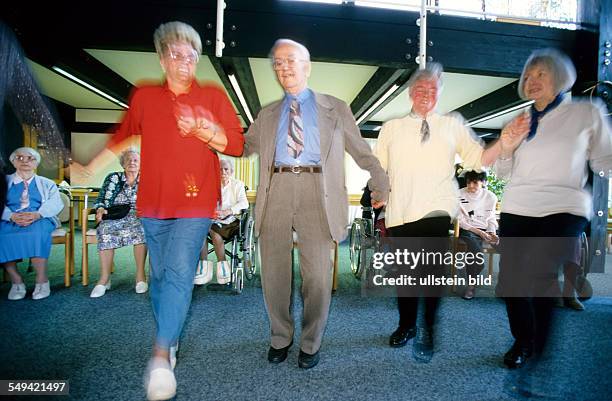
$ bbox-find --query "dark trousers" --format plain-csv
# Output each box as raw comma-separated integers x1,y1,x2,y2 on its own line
458,229,485,280
388,216,451,329
499,213,587,354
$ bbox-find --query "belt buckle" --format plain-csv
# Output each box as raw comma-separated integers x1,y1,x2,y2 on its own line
291,166,301,174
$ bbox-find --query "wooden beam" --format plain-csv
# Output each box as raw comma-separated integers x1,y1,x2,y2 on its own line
454,81,522,123
224,57,261,117
351,67,404,117
3,0,591,75
53,49,133,106
208,56,252,126
354,68,415,126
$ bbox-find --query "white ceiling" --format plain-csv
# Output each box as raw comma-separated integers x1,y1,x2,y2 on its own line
29,49,519,129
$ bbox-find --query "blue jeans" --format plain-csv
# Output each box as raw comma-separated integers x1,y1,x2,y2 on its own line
141,217,212,350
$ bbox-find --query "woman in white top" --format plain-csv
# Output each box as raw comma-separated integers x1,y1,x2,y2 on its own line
374,63,521,362
494,49,612,370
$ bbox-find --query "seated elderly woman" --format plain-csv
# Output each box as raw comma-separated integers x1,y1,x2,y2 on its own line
90,148,148,298
0,147,63,300
194,159,248,285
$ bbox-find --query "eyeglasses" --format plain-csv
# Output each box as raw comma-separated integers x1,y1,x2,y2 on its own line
271,57,306,70
15,155,36,162
167,46,199,64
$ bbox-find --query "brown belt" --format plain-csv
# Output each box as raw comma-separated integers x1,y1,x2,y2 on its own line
273,166,322,174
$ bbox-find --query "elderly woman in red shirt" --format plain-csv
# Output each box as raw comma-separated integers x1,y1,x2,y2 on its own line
78,21,243,401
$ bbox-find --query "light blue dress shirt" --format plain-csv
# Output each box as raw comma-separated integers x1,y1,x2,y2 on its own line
274,88,321,166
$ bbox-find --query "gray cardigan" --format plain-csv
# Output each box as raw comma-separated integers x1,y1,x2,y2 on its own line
2,173,63,228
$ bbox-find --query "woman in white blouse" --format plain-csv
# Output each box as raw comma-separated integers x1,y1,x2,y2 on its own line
494,48,612,370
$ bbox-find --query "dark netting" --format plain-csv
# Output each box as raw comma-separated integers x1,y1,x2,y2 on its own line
0,20,69,168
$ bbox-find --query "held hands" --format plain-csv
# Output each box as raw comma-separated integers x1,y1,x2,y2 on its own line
95,208,107,223
500,112,530,157
370,191,387,209
11,212,41,227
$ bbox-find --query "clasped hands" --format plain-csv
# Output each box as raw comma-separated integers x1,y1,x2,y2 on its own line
11,212,41,227
214,209,232,219
476,229,499,245
175,103,218,143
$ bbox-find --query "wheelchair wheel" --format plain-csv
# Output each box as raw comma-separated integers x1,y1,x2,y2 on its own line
577,232,593,301
233,267,244,295
243,217,257,280
349,219,367,279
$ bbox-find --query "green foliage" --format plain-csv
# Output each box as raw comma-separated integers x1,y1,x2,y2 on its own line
487,170,506,200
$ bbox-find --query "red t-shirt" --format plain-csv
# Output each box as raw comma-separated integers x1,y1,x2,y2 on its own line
108,81,244,219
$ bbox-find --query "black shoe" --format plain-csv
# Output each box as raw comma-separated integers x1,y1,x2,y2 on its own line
297,350,320,369
267,341,292,364
389,326,416,348
503,342,532,369
412,327,434,363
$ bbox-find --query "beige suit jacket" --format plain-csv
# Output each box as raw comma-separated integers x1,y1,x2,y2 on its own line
244,91,389,242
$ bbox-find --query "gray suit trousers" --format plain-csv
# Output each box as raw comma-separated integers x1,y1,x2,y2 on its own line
259,171,334,354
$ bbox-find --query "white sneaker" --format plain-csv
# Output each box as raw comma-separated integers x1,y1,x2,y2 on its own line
90,281,111,298
145,357,176,401
135,281,148,294
169,342,179,370
8,283,26,301
32,281,50,300
193,261,213,285
216,261,231,285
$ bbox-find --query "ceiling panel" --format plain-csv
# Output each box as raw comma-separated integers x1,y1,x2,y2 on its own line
250,58,378,108
371,72,516,123
85,49,239,113
28,60,122,110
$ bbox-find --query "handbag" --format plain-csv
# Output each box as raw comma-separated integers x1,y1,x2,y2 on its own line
102,204,131,221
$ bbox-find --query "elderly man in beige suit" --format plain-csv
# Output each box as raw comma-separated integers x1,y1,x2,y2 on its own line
244,39,389,369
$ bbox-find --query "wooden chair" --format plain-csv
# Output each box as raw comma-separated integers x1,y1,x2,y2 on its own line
81,208,97,286
52,188,75,287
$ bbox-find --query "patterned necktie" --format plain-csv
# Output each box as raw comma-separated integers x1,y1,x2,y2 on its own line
19,180,30,211
287,99,304,159
420,119,430,143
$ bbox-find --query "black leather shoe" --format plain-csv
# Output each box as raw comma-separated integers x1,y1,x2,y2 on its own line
267,341,292,364
412,327,434,363
503,342,532,369
298,350,320,369
389,326,416,348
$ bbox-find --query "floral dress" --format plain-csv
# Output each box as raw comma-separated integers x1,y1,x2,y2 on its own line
96,175,145,251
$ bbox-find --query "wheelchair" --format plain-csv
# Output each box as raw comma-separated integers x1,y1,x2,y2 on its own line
203,208,258,294
348,206,382,280
576,231,593,301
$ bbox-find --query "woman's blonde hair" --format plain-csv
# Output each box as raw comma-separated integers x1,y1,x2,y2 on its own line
153,21,202,58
